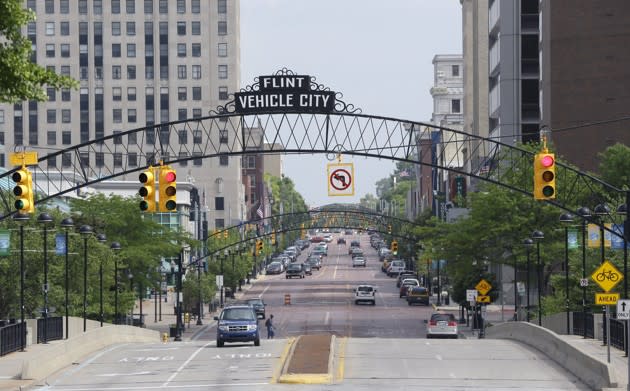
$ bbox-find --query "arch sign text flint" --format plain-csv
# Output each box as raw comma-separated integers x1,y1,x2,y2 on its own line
235,74,335,114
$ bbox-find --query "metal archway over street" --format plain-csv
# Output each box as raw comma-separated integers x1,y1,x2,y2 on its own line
0,68,625,232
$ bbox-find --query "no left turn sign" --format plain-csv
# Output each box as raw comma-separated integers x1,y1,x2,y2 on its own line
327,163,355,196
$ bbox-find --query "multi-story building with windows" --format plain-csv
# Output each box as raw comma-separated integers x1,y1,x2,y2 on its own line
0,0,244,230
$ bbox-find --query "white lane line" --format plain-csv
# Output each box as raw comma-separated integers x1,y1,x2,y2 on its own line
435,354,443,361
43,382,270,390
324,311,330,325
161,341,214,387
259,285,270,298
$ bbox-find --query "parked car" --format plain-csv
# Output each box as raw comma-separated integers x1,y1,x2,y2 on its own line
354,284,376,305
352,256,367,267
266,261,284,275
245,298,266,319
286,263,305,279
425,312,458,338
214,305,260,347
396,272,418,287
386,260,406,277
407,287,430,306
399,278,420,297
310,236,325,243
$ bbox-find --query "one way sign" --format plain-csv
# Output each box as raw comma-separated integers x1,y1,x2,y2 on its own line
617,299,630,319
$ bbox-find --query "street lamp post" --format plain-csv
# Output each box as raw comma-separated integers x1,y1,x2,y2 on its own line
594,203,610,351
220,250,227,307
110,242,121,324
532,230,544,326
13,213,30,351
577,206,592,338
617,203,628,298
174,250,184,341
79,225,93,332
127,271,134,324
60,217,74,339
37,213,54,343
196,260,203,326
560,213,574,335
523,238,534,323
96,233,107,327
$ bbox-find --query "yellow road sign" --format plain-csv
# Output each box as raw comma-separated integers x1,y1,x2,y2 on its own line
476,295,491,303
595,292,619,305
591,260,623,292
9,151,38,166
475,279,492,295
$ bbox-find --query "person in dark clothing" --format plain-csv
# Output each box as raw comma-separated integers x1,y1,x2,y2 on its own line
265,314,275,339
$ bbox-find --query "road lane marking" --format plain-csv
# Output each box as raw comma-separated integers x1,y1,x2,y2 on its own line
161,341,214,387
324,311,330,325
97,371,153,377
271,337,295,383
259,285,270,297
435,354,443,361
335,337,347,382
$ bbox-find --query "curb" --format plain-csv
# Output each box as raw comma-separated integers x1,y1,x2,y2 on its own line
277,334,335,384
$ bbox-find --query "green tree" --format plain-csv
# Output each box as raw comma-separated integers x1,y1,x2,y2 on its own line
0,0,77,102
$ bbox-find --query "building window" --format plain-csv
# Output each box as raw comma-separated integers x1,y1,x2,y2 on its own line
146,65,154,79
177,0,185,13
112,65,121,79
128,109,137,123
113,130,122,144
144,0,152,13
220,130,228,144
126,22,136,36
178,87,187,101
127,65,136,79
47,88,56,101
193,152,202,166
177,65,187,79
60,65,70,76
60,22,70,36
177,43,186,57
127,87,136,101
62,152,72,167
127,43,136,57
46,22,55,36
62,88,71,101
191,21,200,35
93,0,102,14
112,22,121,36
192,65,201,80
178,108,187,121
60,44,70,57
215,219,225,229
46,44,55,57
0,110,4,124
126,0,135,14
192,43,201,57
113,87,122,101
47,131,56,145
192,87,201,100
159,0,168,13
191,0,200,13
219,155,228,166
193,130,202,144
219,86,228,100
113,109,122,123
79,0,87,14
218,21,227,35
62,109,71,123
218,0,227,13
215,197,224,211
178,129,187,144
47,109,56,124
451,99,461,114
62,131,71,144
218,43,227,57
60,0,69,13
177,22,186,35
218,65,228,79
113,153,123,167
45,0,54,13
112,43,121,57
112,0,121,13
192,108,202,118
128,152,138,167
95,152,105,167
452,65,460,77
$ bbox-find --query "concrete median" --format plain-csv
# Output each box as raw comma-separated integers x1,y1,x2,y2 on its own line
21,325,159,381
485,322,616,390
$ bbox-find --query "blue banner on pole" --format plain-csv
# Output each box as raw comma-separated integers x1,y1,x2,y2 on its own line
0,230,9,256
611,224,626,249
567,228,578,249
55,233,66,255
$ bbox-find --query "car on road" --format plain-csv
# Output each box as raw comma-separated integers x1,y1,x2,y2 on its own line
286,263,306,279
305,256,322,270
354,284,376,305
425,312,458,338
337,237,346,244
345,230,354,235
406,287,430,306
352,256,367,267
214,305,260,347
323,234,333,243
396,272,418,287
386,260,406,277
399,278,420,297
303,263,312,275
350,248,364,258
245,298,267,319
266,261,284,275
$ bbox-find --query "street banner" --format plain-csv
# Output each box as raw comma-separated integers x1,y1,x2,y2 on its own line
611,224,626,249
0,230,9,256
567,228,578,249
55,233,66,255
588,224,600,248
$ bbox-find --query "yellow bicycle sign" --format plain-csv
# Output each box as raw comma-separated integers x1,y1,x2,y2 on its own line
591,260,623,292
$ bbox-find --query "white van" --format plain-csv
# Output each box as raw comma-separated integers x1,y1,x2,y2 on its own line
387,260,406,277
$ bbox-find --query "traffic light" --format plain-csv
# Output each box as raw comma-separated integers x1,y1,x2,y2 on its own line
12,167,34,213
388,225,392,234
271,232,276,245
533,152,556,200
255,240,264,256
158,166,177,212
391,240,398,254
139,168,156,212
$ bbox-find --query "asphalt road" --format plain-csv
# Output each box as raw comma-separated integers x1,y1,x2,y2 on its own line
29,232,588,390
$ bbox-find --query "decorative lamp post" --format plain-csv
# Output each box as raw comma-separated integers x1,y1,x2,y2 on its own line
37,212,54,343
79,225,93,332
593,203,610,348
532,230,544,326
60,217,74,339
196,259,203,326
174,250,184,341
617,203,628,298
559,213,574,334
523,238,534,323
110,242,121,324
577,206,591,338
13,212,30,351
96,233,107,327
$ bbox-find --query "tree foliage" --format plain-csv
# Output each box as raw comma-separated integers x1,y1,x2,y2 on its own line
0,0,77,102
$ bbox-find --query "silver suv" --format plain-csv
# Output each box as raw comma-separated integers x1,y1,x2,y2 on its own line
354,284,376,305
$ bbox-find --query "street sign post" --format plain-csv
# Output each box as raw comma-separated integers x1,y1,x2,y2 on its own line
475,279,492,296
466,289,478,302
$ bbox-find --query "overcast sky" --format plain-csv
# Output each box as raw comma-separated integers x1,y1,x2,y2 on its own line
241,0,462,207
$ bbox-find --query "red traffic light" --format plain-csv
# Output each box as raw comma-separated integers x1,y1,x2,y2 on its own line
164,171,176,183
540,154,554,167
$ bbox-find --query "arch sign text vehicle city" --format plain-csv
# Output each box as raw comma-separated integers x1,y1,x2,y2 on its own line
0,69,627,239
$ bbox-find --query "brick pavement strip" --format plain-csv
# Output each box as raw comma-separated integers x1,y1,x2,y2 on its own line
279,334,334,384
